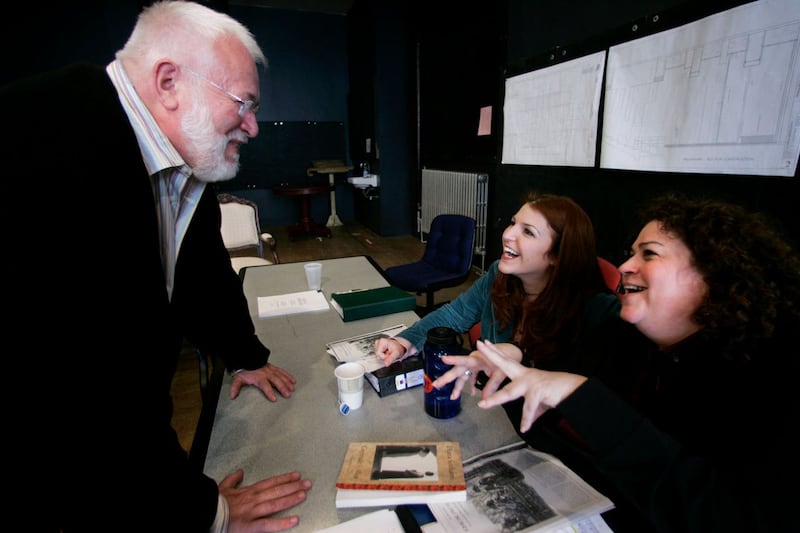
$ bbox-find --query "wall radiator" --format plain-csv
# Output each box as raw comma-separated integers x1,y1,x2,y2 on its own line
419,168,489,273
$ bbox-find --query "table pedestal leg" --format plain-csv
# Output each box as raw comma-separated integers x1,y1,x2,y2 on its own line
326,172,343,227
287,194,331,241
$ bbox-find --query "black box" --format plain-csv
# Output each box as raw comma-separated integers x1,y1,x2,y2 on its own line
365,355,425,397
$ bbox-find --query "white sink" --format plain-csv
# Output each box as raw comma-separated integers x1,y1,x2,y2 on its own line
347,174,379,189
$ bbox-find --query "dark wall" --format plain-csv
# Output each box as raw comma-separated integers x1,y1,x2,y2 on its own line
416,1,506,174
411,0,798,267
8,1,798,250
230,5,349,123
413,1,506,266
1,1,354,229
221,5,354,225
484,0,799,266
371,0,414,236
0,1,141,85
345,0,415,237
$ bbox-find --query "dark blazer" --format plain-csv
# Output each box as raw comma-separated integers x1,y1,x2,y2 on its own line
3,64,269,531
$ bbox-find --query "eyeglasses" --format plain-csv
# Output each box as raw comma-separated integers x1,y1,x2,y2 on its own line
181,65,259,117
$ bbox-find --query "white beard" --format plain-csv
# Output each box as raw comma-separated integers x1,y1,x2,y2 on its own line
181,91,242,183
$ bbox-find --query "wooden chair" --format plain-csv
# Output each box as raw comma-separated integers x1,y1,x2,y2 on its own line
217,193,279,273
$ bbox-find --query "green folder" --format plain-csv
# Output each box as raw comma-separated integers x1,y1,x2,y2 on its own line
330,286,416,322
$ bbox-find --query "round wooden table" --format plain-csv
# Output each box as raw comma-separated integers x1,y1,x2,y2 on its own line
273,184,335,240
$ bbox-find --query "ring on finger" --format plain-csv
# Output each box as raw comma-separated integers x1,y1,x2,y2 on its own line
463,369,473,378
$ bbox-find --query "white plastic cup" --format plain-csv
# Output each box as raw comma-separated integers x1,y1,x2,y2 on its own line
334,362,365,411
304,262,322,291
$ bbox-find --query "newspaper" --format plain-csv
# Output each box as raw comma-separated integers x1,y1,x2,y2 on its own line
426,441,614,532
326,324,407,373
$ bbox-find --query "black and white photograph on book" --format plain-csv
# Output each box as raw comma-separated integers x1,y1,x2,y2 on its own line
371,445,439,482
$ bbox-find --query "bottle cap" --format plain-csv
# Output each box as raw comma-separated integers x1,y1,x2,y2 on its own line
426,326,459,345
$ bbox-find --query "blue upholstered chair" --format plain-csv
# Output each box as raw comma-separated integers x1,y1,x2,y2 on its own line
384,214,476,312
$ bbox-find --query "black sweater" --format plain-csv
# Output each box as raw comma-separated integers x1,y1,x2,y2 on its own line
514,317,798,532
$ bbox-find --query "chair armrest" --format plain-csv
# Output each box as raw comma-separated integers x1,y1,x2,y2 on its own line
260,233,279,264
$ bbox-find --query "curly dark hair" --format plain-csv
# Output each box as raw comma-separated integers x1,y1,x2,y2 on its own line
637,194,800,362
490,192,608,364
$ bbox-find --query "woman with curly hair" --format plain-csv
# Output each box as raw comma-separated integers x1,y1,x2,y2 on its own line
446,194,800,532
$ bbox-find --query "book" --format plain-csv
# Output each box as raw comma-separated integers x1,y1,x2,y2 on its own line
314,509,405,532
329,286,416,322
335,441,467,508
257,290,329,318
335,485,467,509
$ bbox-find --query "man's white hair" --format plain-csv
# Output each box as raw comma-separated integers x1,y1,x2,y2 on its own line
116,1,266,74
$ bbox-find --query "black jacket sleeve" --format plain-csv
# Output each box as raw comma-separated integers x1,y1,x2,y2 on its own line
173,187,270,372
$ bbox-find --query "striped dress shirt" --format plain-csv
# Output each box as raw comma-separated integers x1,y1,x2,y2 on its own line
106,59,206,300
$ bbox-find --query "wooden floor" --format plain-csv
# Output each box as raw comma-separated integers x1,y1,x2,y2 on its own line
170,220,481,453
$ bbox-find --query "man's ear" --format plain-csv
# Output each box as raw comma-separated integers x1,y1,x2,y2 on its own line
154,61,180,112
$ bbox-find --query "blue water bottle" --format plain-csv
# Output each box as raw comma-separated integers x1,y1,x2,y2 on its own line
423,326,464,419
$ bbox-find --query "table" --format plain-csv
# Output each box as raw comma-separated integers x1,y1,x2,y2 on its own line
306,162,353,227
202,256,521,531
273,185,334,240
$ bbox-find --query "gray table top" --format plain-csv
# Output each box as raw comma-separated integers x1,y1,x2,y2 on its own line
203,256,521,531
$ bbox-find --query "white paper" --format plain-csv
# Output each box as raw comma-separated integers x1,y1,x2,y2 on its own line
313,508,404,532
502,51,606,167
547,514,613,533
335,487,467,509
326,324,407,373
256,290,329,318
601,0,800,176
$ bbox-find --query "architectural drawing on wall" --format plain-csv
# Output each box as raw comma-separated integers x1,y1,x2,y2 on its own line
502,51,606,167
600,0,800,177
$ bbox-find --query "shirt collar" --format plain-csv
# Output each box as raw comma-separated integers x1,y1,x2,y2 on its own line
105,59,189,178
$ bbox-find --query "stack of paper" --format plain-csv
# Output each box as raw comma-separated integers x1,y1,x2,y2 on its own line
257,290,330,318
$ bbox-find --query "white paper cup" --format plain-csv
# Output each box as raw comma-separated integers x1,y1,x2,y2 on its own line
335,362,365,411
304,262,322,291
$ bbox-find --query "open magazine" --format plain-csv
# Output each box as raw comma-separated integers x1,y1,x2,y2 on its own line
423,441,614,532
318,441,614,533
326,324,407,373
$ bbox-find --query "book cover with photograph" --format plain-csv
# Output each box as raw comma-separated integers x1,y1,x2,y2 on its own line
336,442,466,491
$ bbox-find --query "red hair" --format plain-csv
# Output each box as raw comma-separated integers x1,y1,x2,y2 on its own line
491,192,607,364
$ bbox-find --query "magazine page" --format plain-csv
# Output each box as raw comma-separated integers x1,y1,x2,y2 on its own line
427,442,614,532
326,324,407,372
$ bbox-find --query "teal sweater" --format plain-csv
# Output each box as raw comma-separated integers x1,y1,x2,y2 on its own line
398,260,620,357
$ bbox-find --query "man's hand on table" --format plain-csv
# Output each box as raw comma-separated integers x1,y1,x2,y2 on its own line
221,469,312,533
230,363,297,401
